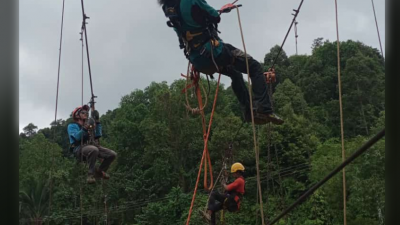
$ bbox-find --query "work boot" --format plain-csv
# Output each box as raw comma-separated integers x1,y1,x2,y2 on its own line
260,112,284,125
244,106,284,125
95,168,110,180
199,210,211,223
87,174,96,184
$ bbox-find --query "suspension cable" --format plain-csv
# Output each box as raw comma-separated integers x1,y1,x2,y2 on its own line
370,0,384,57
80,0,95,99
271,0,305,69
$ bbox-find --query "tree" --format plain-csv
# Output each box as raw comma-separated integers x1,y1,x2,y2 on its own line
19,179,50,225
22,123,38,138
311,37,324,52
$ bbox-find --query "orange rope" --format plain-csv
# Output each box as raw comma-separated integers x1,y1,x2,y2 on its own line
186,73,221,225
195,80,214,191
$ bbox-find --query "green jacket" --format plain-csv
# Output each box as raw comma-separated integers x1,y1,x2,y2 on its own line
172,0,225,70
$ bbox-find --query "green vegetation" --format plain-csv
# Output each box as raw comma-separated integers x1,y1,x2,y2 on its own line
19,39,385,225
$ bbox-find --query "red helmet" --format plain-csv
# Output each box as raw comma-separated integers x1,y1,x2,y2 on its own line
72,105,89,119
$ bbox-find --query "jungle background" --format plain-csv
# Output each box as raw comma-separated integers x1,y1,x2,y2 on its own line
19,38,385,225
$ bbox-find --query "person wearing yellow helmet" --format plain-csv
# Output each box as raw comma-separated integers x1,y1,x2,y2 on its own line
202,162,246,224
67,104,117,184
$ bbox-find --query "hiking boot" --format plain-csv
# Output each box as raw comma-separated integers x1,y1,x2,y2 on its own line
262,112,284,125
199,210,211,223
244,111,270,125
245,111,284,125
95,168,110,180
87,175,96,184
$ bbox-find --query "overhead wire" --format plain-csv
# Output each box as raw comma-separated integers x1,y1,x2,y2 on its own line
370,0,384,57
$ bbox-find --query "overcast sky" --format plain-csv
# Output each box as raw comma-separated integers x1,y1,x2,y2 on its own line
19,0,385,132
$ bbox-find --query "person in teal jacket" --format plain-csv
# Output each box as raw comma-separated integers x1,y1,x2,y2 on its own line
67,105,117,184
159,0,284,125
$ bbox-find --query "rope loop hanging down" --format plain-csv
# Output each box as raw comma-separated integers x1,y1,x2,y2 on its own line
185,72,221,225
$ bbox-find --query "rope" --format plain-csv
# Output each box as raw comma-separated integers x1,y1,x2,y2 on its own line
203,167,225,211
102,180,108,225
271,0,304,69
334,1,347,224
197,85,214,191
80,0,95,99
267,129,385,225
274,143,286,211
48,0,66,219
79,179,83,225
185,73,222,225
183,63,208,114
235,6,265,225
80,30,84,105
201,120,244,214
370,0,384,57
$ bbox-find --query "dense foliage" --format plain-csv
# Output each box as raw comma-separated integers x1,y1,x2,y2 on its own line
19,39,385,225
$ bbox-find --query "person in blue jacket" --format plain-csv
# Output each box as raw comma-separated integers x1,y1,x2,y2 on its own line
158,0,284,125
67,105,117,184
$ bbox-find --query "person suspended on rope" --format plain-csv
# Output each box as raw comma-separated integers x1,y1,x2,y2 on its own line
201,162,245,225
158,0,284,125
67,104,117,184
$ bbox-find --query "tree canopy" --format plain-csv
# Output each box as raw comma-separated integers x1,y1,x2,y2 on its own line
19,39,385,225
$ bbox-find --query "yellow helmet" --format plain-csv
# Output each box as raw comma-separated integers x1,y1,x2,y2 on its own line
231,162,245,173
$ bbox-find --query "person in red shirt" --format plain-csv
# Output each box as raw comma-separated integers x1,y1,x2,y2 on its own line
202,162,246,225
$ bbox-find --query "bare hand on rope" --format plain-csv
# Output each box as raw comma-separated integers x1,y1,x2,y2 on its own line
218,3,242,14
264,68,277,84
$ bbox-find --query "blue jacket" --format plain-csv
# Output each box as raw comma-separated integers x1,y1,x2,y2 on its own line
67,122,102,153
173,0,225,70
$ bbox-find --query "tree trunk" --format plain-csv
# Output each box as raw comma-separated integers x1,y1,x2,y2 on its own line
357,83,369,135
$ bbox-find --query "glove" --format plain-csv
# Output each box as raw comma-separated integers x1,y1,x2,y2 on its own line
91,110,100,121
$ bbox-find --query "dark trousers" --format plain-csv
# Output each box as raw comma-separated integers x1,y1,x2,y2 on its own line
208,191,227,225
78,145,117,175
216,43,273,115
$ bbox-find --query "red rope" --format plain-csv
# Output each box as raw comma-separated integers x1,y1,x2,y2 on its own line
186,73,221,225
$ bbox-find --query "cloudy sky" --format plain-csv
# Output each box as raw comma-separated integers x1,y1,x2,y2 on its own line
19,0,385,132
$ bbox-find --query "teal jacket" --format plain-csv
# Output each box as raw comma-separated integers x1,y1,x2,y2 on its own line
173,0,225,70
67,122,102,152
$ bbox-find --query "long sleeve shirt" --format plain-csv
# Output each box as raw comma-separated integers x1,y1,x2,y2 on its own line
67,122,102,145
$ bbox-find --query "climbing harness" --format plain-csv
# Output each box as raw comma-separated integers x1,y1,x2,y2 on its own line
162,0,221,60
